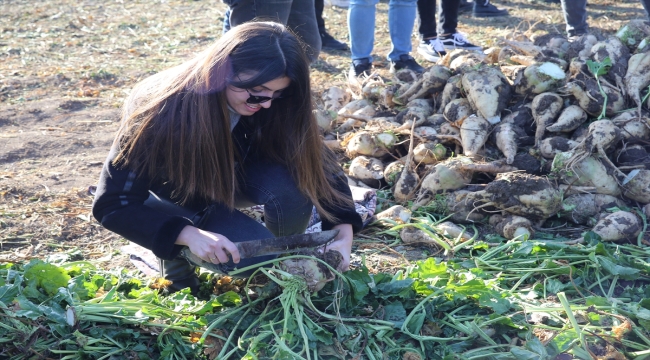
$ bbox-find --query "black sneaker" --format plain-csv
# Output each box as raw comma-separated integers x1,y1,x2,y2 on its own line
320,31,349,51
459,0,473,13
439,33,482,51
349,58,372,78
417,37,447,62
473,0,509,17
390,54,425,74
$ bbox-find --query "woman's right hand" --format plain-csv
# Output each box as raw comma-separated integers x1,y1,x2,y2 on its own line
175,225,241,264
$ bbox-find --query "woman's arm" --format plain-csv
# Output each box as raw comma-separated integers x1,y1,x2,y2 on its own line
92,147,193,260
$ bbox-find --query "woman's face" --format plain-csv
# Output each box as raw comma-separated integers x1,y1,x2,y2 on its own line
226,73,291,116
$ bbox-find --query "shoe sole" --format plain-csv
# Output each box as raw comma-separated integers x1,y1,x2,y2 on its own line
442,45,482,51
417,47,442,62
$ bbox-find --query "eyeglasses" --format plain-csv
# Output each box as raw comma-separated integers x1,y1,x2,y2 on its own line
242,87,285,104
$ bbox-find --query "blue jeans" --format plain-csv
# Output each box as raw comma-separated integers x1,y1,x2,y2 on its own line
348,0,417,62
222,0,321,62
147,154,313,276
561,0,650,37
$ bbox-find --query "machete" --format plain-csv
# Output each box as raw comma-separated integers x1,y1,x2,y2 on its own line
179,229,339,269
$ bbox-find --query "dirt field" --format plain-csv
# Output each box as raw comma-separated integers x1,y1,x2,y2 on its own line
1,0,647,271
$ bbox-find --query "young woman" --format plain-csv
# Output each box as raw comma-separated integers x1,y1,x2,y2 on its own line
92,21,363,293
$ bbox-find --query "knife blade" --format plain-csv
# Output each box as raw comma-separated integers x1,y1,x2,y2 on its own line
179,229,339,269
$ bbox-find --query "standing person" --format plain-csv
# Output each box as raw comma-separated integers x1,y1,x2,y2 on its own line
473,0,509,17
92,22,363,294
416,0,482,63
222,0,322,62
316,0,350,50
348,0,425,78
560,0,650,39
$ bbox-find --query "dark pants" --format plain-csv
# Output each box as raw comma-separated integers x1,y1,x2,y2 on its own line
222,0,321,62
148,154,313,277
560,0,650,37
417,0,459,39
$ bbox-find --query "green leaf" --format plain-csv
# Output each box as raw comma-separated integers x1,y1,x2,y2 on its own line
524,337,548,356
23,260,71,297
375,278,415,299
14,295,43,320
596,256,640,280
510,348,544,360
405,309,426,334
478,291,511,314
586,57,612,77
585,296,610,307
546,278,566,295
408,258,449,280
383,301,407,327
0,284,19,304
551,329,579,352
344,267,372,302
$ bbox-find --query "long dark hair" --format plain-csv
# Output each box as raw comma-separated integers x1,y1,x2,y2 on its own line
113,21,351,222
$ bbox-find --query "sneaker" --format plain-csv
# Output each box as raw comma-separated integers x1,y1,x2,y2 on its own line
390,54,425,74
349,58,372,78
320,31,349,51
473,0,509,17
439,33,482,51
417,37,447,62
459,0,473,13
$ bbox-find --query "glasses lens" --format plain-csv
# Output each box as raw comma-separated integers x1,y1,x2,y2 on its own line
245,90,284,104
246,95,273,104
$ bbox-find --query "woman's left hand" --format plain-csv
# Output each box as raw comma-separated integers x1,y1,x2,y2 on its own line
323,224,353,272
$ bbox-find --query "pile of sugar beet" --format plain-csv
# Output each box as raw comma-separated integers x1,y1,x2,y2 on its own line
315,20,650,245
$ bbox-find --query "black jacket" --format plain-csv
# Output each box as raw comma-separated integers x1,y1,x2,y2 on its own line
92,117,362,261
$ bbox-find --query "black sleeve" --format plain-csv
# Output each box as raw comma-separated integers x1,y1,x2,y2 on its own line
91,147,193,260
320,169,364,234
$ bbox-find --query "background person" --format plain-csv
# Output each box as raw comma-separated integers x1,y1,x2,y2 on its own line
416,0,482,63
348,0,425,78
560,0,650,39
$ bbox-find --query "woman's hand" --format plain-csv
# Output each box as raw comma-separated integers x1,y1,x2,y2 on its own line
175,225,241,264
323,224,353,272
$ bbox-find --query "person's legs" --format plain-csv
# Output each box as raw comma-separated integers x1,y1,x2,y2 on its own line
438,0,481,51
317,0,349,50
417,0,437,39
560,0,588,37
223,8,232,33
387,0,418,61
439,0,459,36
348,0,378,62
237,157,313,239
227,0,321,62
287,0,322,61
316,0,327,31
417,0,447,62
348,0,377,77
473,0,508,17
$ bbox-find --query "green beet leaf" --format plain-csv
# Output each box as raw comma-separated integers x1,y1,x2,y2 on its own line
478,291,511,314
23,260,71,297
596,256,641,280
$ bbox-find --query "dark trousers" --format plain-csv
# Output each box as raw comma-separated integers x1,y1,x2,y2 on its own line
560,0,650,37
222,0,321,62
417,0,460,39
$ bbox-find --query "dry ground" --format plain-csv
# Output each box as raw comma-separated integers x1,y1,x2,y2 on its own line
0,0,647,272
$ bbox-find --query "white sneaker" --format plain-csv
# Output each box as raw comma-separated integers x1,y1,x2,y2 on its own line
417,37,447,62
439,33,482,51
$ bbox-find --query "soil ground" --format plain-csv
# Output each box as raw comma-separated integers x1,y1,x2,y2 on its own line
1,0,647,273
